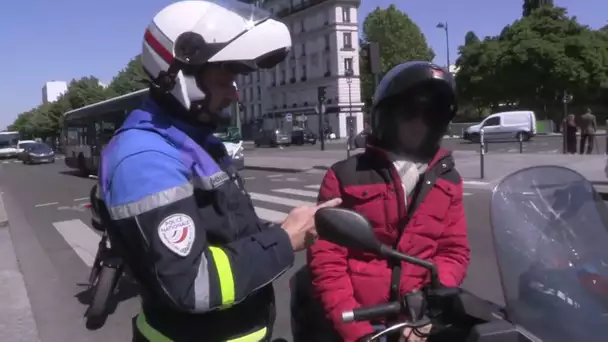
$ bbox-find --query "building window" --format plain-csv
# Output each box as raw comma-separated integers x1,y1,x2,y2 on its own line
324,34,330,51
291,67,296,78
256,71,260,82
248,74,253,83
325,58,331,76
300,20,305,32
342,7,351,23
301,43,306,56
250,105,255,119
343,32,352,49
258,104,262,117
257,86,261,99
344,58,354,75
281,69,286,83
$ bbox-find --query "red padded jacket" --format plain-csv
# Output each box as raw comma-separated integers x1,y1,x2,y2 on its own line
308,147,470,341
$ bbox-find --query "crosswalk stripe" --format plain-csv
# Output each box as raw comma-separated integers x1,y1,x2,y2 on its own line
249,192,315,207
52,219,100,267
304,184,320,190
272,188,318,198
255,207,287,222
464,192,472,196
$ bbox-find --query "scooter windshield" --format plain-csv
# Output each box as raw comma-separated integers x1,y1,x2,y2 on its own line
491,166,608,341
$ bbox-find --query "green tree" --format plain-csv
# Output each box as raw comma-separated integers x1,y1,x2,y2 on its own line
464,31,480,46
66,76,109,109
457,6,608,120
522,0,554,17
359,4,434,101
108,55,147,96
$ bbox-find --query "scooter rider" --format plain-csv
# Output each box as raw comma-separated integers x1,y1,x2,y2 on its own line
97,1,341,341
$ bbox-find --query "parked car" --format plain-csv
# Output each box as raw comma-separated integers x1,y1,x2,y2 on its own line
19,142,55,164
463,110,537,143
291,128,317,145
254,129,291,147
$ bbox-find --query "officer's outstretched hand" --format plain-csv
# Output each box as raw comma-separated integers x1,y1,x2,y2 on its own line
281,198,342,251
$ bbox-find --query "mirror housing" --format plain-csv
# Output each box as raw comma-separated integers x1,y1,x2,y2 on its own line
315,208,381,253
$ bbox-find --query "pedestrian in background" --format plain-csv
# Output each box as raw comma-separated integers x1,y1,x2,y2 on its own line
579,108,597,154
563,114,577,154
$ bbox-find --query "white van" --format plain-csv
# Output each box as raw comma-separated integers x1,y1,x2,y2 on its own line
463,110,537,143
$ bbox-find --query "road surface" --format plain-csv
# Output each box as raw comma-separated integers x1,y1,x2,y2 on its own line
0,158,502,342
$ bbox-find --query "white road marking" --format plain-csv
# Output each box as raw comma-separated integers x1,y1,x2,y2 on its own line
273,188,318,198
255,207,287,222
463,192,472,196
88,175,98,179
52,219,100,267
73,197,88,202
249,192,315,207
267,174,283,178
34,202,58,207
463,180,489,186
285,177,301,182
304,184,321,190
243,177,255,180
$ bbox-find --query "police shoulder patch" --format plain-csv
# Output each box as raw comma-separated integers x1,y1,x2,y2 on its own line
158,213,196,257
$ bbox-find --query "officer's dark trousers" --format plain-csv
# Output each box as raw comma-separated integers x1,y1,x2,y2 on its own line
580,133,594,154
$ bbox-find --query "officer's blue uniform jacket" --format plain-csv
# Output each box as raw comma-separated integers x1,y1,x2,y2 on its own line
98,98,294,341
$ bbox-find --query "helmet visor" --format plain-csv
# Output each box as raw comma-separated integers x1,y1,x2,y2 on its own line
174,0,284,70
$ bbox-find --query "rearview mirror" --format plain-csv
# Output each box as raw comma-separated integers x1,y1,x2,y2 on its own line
315,208,381,253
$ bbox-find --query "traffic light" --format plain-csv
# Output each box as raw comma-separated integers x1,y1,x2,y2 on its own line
361,41,381,74
317,86,326,103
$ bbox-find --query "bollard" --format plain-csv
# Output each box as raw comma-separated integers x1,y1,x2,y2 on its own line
346,138,351,158
518,133,523,153
480,129,485,179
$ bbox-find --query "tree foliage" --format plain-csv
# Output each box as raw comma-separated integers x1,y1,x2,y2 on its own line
464,31,480,46
456,6,608,121
8,56,146,138
523,0,554,17
359,4,434,103
107,55,147,97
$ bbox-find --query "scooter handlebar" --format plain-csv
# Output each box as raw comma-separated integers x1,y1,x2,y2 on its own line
342,302,401,323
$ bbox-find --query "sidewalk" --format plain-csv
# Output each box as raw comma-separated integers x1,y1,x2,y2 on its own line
0,193,40,342
243,149,607,186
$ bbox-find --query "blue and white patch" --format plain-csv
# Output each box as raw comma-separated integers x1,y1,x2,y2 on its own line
158,213,196,257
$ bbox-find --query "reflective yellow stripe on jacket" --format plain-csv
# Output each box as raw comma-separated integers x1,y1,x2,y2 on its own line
136,312,268,342
209,246,235,307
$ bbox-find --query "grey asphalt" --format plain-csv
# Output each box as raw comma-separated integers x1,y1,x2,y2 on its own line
0,159,501,341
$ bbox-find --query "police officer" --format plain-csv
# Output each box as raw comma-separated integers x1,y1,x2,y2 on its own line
97,1,341,341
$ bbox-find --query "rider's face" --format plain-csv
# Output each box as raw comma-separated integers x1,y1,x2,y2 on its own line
396,115,429,151
198,66,238,114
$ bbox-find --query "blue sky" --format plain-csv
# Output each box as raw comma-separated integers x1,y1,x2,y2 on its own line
0,0,604,129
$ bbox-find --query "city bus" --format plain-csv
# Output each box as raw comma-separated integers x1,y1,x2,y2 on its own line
62,87,242,175
62,89,149,175
0,131,21,158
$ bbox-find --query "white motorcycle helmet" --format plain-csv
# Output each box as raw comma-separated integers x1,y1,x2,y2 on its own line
141,0,290,117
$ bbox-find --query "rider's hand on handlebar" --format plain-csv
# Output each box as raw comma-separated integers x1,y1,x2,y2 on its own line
281,198,342,251
399,324,432,342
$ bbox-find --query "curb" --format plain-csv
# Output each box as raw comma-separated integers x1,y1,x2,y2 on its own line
0,193,41,342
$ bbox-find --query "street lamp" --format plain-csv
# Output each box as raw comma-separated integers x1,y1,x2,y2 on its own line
436,22,450,71
346,70,353,157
